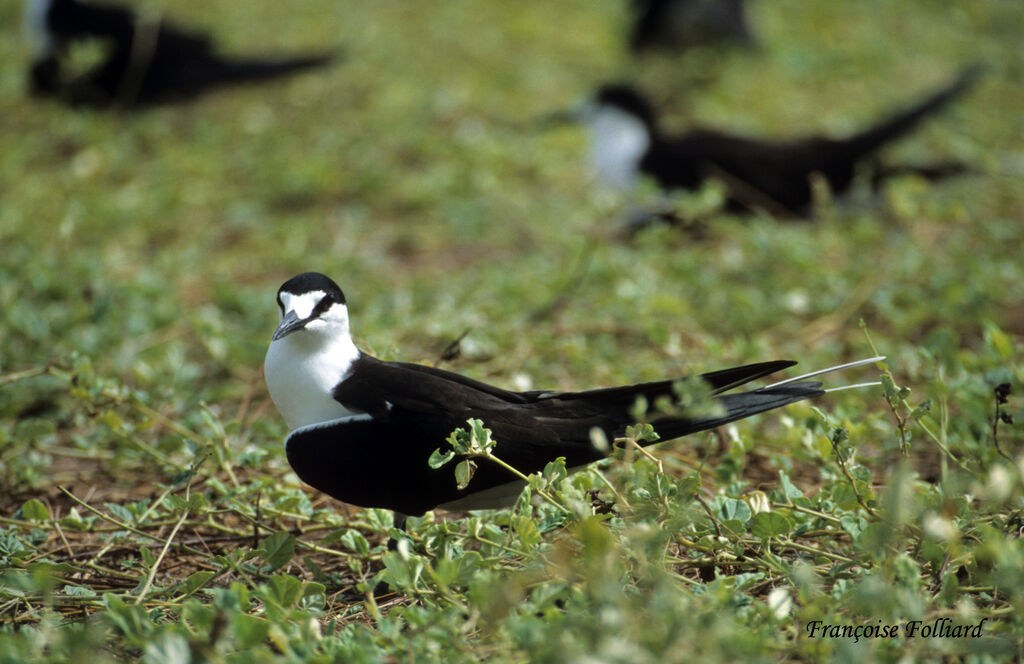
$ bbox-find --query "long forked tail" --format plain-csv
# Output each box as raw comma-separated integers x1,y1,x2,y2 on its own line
843,64,983,160
533,359,798,405
649,356,883,441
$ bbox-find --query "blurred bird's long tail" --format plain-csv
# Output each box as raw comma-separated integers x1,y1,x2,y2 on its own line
843,64,982,160
839,64,983,160
214,51,338,83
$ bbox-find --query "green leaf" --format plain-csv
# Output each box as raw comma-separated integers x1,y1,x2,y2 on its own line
433,556,458,587
830,484,860,511
164,495,188,512
27,561,84,577
103,593,154,645
513,515,542,549
257,532,296,571
677,473,701,500
299,581,327,610
186,493,208,512
20,498,49,521
985,324,1014,360
718,498,752,524
102,410,128,433
339,529,370,556
428,447,456,468
59,506,88,530
233,613,271,649
938,569,960,606
750,512,792,539
62,584,97,597
542,457,568,483
446,427,472,454
178,571,215,597
880,374,899,405
721,519,746,534
777,471,804,500
455,551,484,586
909,400,932,419
105,502,134,524
142,633,191,664
839,514,867,540
455,459,477,490
469,418,496,454
176,601,213,637
624,423,660,444
262,574,303,608
171,468,194,487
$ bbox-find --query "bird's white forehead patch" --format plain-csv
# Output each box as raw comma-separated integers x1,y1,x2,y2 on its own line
280,290,326,320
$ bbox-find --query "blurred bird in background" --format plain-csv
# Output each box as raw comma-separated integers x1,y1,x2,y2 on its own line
24,0,337,107
629,0,754,53
567,66,981,226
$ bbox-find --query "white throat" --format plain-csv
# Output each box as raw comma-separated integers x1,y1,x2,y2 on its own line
586,106,651,189
264,305,361,430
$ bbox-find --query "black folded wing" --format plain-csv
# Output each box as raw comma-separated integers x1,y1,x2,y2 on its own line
287,356,817,514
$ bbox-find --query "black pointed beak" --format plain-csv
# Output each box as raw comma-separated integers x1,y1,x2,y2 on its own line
272,310,307,341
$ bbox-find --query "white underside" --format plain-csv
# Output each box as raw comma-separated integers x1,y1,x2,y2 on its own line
264,325,361,431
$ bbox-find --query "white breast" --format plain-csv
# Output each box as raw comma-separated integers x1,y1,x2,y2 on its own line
586,106,652,189
264,332,361,430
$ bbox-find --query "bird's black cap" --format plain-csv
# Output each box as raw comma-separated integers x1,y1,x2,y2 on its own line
594,84,659,131
277,272,346,304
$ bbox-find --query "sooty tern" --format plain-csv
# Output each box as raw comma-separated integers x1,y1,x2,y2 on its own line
264,272,881,517
629,0,753,53
24,0,336,107
578,66,981,217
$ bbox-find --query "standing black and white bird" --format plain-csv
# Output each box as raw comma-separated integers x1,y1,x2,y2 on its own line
264,272,880,517
577,67,981,217
24,0,336,107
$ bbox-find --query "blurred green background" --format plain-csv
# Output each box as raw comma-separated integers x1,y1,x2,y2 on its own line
1,0,1023,661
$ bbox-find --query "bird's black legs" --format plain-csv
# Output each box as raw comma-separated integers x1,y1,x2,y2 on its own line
387,513,409,551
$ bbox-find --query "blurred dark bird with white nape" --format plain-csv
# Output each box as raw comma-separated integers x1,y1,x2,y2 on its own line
24,0,337,107
569,66,981,219
263,272,881,522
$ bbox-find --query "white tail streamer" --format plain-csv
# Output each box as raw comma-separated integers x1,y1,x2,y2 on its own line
762,356,885,390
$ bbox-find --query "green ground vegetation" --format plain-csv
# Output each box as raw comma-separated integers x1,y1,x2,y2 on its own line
1,0,1023,661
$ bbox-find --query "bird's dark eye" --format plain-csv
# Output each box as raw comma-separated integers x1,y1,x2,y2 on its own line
311,293,335,318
